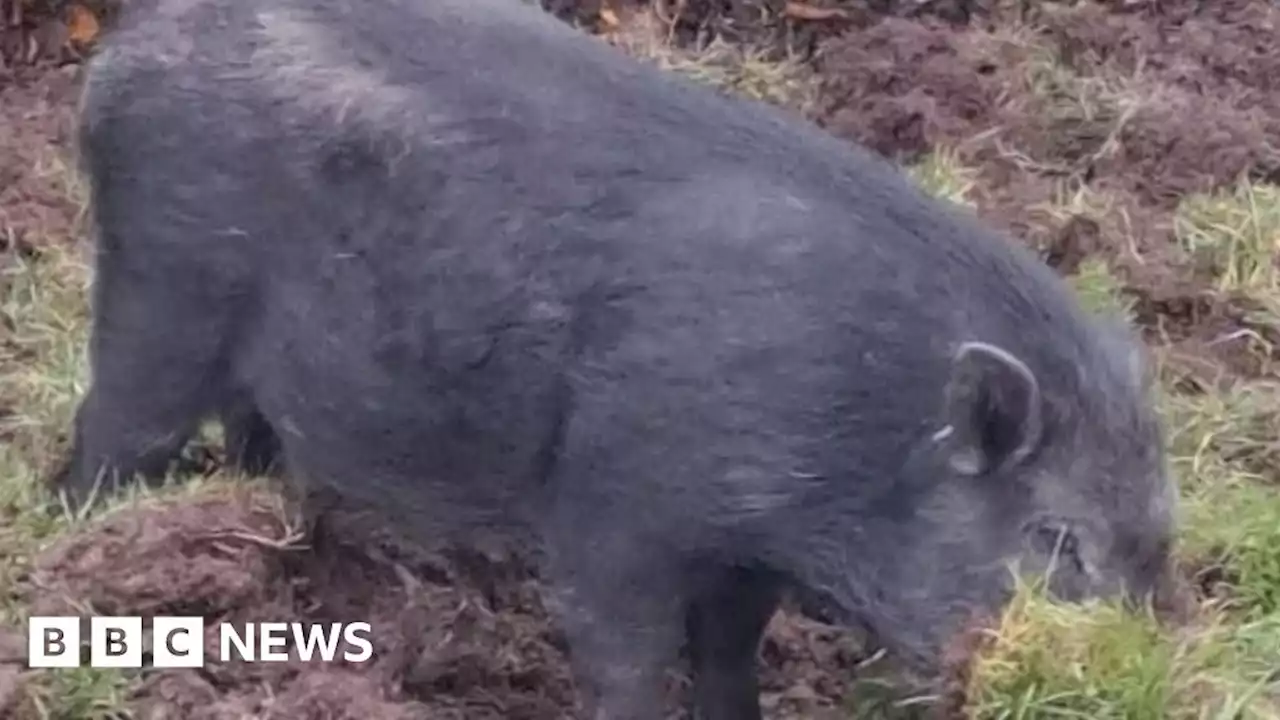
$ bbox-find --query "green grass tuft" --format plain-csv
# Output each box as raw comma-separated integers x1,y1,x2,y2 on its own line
907,148,980,208
22,665,132,720
1176,181,1280,296
1070,255,1137,323
1161,381,1280,618
600,10,817,113
968,581,1280,719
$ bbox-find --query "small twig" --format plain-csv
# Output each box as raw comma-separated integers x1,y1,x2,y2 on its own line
392,562,421,593
196,528,308,550
652,0,687,45
6,0,22,29
782,2,850,21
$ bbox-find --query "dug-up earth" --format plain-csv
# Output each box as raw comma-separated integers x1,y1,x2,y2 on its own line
1,0,1279,719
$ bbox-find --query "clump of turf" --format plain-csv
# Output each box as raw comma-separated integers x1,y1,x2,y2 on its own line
966,580,1280,719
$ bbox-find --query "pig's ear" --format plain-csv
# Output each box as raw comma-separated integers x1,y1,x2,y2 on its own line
940,341,1043,476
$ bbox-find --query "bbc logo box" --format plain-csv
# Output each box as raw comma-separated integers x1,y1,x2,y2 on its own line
28,616,206,669
28,617,373,668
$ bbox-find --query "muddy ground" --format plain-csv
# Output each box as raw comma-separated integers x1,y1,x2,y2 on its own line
1,0,1278,718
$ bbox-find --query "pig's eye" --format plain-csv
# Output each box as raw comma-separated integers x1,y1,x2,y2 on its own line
1028,520,1086,575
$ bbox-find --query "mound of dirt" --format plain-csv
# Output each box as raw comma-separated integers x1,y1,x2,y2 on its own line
0,63,82,255
811,0,1280,384
1036,1,1280,204
814,2,1280,196
550,0,995,60
6,488,876,719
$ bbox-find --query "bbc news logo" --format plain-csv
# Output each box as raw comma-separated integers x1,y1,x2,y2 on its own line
28,617,374,668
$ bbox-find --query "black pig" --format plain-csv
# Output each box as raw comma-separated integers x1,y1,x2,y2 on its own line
59,0,1177,717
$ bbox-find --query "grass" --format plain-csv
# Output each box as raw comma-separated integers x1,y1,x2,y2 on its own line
0,5,1278,719
596,6,819,113
1018,40,1141,171
967,584,1279,719
1176,180,1280,297
1162,379,1280,618
1,240,89,584
0,187,139,717
1070,255,1138,324
0,239,264,717
1173,180,1280,381
20,667,132,720
907,149,981,209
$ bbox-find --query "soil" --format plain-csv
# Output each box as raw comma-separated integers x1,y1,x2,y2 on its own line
0,64,80,256
2,0,1278,718
812,0,1280,383
12,488,869,719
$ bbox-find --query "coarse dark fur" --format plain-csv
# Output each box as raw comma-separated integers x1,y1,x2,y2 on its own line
58,0,1177,716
